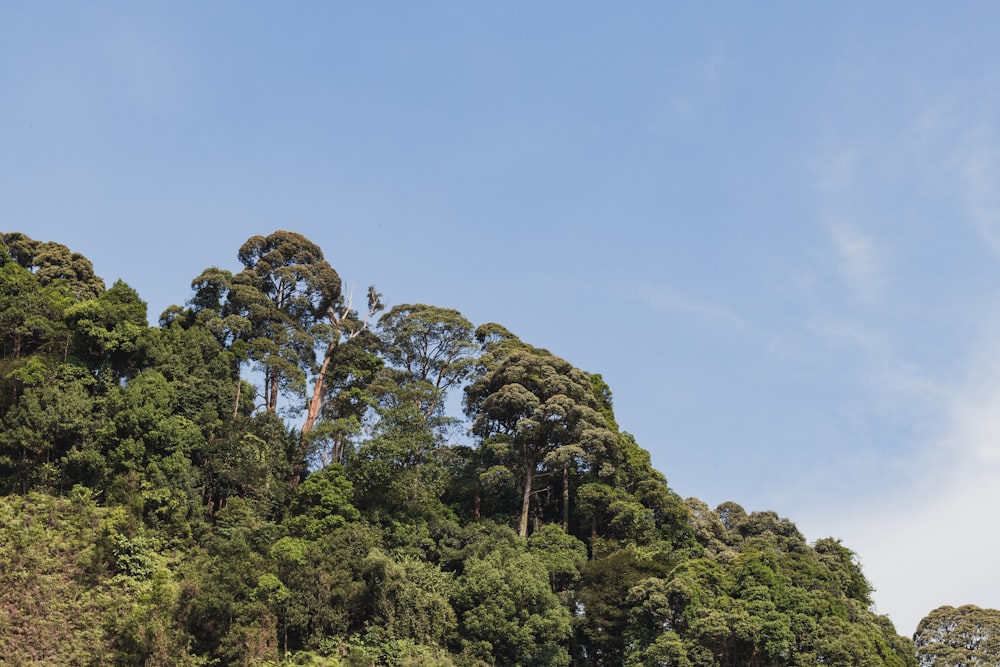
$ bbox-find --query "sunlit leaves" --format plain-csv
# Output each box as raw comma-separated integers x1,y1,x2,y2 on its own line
456,544,573,666
466,347,618,537
915,605,1000,667
286,466,360,539
378,304,476,424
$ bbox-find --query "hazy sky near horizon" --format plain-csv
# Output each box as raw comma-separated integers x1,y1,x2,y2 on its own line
5,2,1000,635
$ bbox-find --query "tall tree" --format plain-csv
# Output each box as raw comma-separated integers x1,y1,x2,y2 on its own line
465,346,618,538
183,266,254,418
188,232,385,478
915,605,1000,667
1,233,104,300
301,284,382,436
377,304,476,425
229,231,341,414
302,330,383,469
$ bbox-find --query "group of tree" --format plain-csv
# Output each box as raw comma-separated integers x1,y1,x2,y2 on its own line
0,230,982,666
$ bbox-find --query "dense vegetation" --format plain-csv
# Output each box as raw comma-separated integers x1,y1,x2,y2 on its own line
0,230,926,665
913,605,1000,666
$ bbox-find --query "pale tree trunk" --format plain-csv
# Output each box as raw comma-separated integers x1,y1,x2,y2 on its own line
301,287,380,437
519,465,534,538
294,288,382,484
422,394,441,424
562,465,570,532
302,344,334,434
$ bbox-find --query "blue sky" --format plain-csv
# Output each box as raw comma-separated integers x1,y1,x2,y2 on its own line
5,2,1000,634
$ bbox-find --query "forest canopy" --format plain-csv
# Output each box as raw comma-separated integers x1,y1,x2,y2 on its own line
0,230,937,666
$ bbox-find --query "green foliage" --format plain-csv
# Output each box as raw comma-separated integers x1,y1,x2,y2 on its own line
349,402,453,521
527,524,588,592
231,230,342,414
456,544,573,666
66,279,149,382
0,260,71,366
0,230,922,666
378,303,476,425
318,628,461,667
0,360,101,492
915,605,1000,667
0,492,203,665
576,545,673,664
1,232,105,300
287,466,360,539
813,537,874,605
365,549,458,646
465,347,620,538
608,498,917,667
111,532,156,579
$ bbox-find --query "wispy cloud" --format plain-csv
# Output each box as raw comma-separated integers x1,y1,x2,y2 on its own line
638,283,745,328
809,332,1000,637
907,94,1000,256
786,93,1000,638
651,41,728,128
954,130,1000,254
828,221,884,304
812,148,888,305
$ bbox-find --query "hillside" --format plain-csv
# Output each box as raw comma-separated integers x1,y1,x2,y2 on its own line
0,230,917,666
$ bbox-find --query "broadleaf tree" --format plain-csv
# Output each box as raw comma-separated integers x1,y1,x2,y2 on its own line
465,344,618,538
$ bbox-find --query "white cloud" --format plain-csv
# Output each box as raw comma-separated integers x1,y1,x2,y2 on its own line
794,116,1000,637
810,334,1000,638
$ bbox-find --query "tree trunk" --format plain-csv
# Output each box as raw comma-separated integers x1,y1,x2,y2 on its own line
233,378,241,418
422,394,441,424
562,465,570,532
591,515,598,558
262,368,273,412
519,465,534,538
302,341,335,434
268,369,279,413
